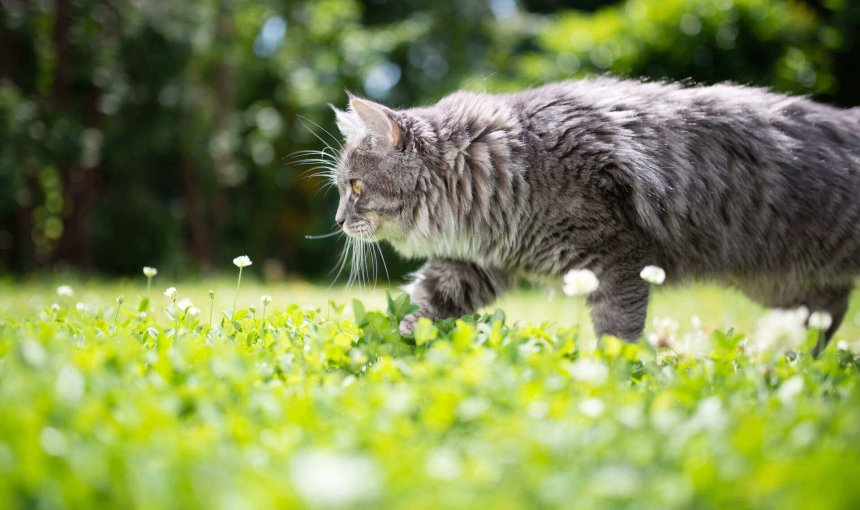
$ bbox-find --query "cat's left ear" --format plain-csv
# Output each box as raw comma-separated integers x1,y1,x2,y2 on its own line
348,94,401,148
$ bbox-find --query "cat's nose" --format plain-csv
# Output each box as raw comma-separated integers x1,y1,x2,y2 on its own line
336,218,345,228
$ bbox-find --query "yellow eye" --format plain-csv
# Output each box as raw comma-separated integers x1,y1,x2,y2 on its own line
350,179,363,195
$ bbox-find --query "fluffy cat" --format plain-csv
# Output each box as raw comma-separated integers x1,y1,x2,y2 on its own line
329,77,860,354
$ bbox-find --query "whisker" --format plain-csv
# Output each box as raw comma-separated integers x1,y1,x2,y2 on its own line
370,231,390,285
330,236,352,289
297,115,344,151
305,230,342,240
297,118,343,159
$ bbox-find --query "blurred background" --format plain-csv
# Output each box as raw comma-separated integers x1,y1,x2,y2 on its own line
1,0,858,281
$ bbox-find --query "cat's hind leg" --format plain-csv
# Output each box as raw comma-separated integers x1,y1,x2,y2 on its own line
587,265,651,342
400,258,511,335
804,285,852,357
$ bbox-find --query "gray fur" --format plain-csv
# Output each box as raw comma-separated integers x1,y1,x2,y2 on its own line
331,77,860,354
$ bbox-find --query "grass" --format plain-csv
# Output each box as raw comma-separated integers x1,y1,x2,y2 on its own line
1,277,860,509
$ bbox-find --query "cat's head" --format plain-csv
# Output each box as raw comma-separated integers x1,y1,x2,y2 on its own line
330,94,425,242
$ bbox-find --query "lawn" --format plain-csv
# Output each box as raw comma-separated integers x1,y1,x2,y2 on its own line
1,276,860,509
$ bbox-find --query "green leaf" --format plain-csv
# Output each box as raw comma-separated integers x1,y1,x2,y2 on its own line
414,318,438,347
352,299,366,325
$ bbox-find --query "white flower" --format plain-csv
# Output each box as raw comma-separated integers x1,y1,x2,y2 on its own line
289,450,381,507
178,298,194,310
751,306,809,355
56,285,74,297
579,397,605,418
777,375,804,404
639,265,666,285
562,269,599,297
565,358,609,385
808,311,833,331
56,365,84,404
142,266,158,278
261,295,272,305
75,303,88,312
647,316,679,349
233,255,252,268
50,303,61,313
187,306,200,317
164,287,177,299
676,330,712,358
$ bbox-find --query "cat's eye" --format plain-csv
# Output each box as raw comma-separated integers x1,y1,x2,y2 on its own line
350,179,363,196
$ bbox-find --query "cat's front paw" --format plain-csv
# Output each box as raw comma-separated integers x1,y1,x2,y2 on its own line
399,313,421,336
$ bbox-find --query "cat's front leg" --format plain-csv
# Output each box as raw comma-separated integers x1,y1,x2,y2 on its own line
587,265,651,342
400,258,510,335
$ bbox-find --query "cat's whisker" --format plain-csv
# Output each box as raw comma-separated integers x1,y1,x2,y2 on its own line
330,235,352,289
297,119,343,167
297,115,344,151
370,231,390,285
305,230,342,240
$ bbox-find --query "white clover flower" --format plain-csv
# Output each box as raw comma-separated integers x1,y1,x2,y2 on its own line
143,266,158,278
55,365,84,404
562,269,599,297
751,306,809,355
164,287,177,299
56,285,74,297
676,329,712,359
837,340,849,351
647,316,679,349
579,397,605,418
75,303,88,313
233,255,252,268
261,295,272,305
51,303,61,313
640,265,666,285
777,375,804,404
289,450,381,507
808,311,833,331
565,358,609,385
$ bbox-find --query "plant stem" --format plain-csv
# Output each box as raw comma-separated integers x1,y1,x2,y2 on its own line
232,267,243,320
260,303,267,336
113,303,122,332
209,298,214,329
146,277,152,302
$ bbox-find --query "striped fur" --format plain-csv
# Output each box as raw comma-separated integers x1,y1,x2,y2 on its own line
332,77,860,353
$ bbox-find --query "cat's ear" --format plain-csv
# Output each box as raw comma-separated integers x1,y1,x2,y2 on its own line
330,103,367,145
348,94,401,148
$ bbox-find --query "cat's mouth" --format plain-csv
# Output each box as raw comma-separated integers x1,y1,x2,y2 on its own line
342,220,376,240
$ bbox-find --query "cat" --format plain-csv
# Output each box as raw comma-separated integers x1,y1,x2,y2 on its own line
328,77,860,355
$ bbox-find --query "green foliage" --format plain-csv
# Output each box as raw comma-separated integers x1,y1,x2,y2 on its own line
2,282,860,509
481,0,841,95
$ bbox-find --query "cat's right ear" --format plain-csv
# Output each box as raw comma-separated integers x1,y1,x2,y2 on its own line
330,103,367,145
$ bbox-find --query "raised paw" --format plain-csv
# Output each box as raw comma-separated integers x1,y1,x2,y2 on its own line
399,313,421,336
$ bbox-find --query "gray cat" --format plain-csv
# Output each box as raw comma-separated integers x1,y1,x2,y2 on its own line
328,77,860,354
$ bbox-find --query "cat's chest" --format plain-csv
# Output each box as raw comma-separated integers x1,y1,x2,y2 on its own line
389,233,508,268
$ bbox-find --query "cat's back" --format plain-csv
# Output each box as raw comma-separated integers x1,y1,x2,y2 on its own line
503,78,860,277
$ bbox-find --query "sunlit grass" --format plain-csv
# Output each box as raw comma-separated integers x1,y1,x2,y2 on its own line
2,277,860,509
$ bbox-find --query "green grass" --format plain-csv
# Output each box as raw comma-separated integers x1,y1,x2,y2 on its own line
2,278,860,509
